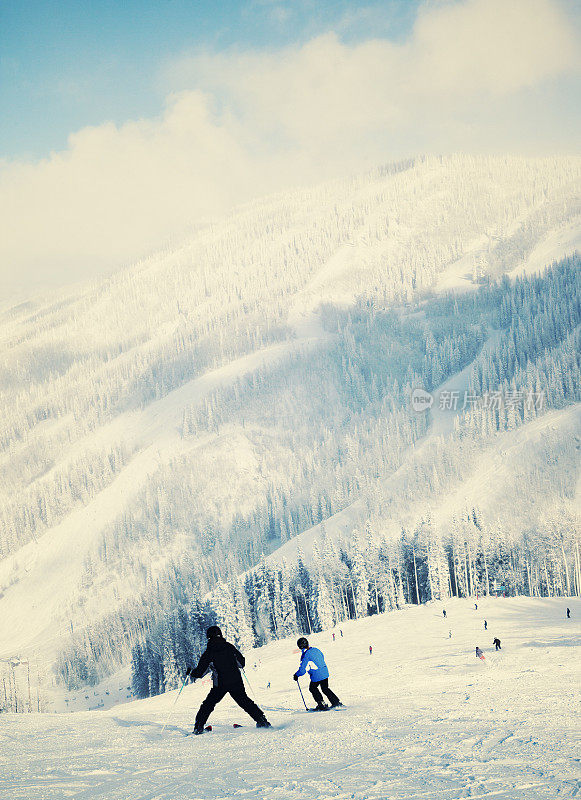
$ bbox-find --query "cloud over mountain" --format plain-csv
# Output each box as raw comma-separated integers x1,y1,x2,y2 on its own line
1,0,578,297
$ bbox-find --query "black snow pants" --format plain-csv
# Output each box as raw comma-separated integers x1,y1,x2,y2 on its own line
194,683,264,728
309,678,340,707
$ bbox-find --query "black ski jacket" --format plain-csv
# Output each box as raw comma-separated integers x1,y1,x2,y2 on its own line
191,637,245,688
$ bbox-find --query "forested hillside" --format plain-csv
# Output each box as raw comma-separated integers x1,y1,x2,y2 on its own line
129,257,581,697
0,155,579,698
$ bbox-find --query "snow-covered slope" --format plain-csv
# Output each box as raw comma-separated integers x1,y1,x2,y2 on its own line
508,218,581,280
0,337,324,657
268,401,581,569
1,598,579,799
1,154,580,676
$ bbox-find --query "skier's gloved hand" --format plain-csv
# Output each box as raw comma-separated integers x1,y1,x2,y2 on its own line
293,674,299,681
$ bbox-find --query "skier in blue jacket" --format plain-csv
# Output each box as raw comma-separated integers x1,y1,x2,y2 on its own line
293,637,343,710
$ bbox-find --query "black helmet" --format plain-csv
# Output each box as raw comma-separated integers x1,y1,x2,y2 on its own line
297,637,309,649
206,625,223,639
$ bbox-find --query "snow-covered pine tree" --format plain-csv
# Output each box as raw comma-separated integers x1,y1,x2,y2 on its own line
254,556,276,645
162,618,180,691
131,643,149,699
277,561,299,637
351,531,370,618
212,583,238,644
424,520,450,602
312,542,335,630
232,578,255,651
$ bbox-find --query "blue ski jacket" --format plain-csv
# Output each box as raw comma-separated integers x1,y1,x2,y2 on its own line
294,647,329,682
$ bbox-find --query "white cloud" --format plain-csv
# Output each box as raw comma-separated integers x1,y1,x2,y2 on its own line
179,0,578,148
1,0,579,298
410,0,579,96
0,93,259,296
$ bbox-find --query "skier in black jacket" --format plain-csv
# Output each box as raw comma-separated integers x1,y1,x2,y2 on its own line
186,626,271,734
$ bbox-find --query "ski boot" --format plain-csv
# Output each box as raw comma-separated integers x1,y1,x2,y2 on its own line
256,715,272,728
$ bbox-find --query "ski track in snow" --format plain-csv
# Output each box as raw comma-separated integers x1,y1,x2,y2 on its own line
1,598,579,800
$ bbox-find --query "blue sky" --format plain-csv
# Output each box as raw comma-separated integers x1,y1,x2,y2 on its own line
0,0,579,297
0,0,418,159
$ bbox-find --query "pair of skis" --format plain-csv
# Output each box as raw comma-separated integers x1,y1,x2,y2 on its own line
185,723,244,735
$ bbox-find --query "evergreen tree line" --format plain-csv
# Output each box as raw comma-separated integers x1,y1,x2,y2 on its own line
129,508,581,699
460,254,581,436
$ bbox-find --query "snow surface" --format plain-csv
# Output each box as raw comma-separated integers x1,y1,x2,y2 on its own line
427,331,503,438
434,218,581,294
507,219,581,280
1,597,579,799
433,235,489,294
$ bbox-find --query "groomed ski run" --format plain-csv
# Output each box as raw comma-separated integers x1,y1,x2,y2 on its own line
1,597,579,800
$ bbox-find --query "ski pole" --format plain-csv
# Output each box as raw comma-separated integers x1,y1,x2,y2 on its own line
160,675,189,734
241,667,256,700
296,678,308,711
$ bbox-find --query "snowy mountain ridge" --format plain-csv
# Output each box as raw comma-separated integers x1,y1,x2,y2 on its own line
1,154,580,693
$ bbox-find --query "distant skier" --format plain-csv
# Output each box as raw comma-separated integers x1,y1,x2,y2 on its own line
474,603,478,610
567,607,571,619
484,620,487,630
340,629,343,637
332,632,335,641
267,681,271,689
475,646,485,660
448,630,452,638
493,637,501,650
293,637,343,711
186,626,271,735
443,609,447,618
369,645,373,655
